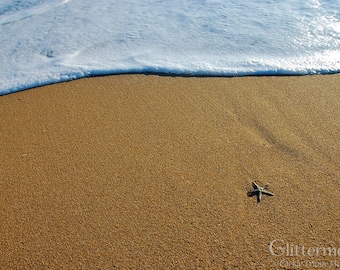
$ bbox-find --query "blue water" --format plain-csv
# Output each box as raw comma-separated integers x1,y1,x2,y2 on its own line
1,0,340,95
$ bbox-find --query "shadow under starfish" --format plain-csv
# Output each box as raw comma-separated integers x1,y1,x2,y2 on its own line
247,182,274,203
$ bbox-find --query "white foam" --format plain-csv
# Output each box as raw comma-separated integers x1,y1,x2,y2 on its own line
0,0,339,95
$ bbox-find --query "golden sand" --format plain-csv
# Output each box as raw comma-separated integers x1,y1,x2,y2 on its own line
1,74,339,269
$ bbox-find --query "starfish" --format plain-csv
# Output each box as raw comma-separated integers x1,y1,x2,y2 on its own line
247,182,274,203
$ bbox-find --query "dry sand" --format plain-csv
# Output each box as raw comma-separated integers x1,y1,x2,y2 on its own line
1,74,339,269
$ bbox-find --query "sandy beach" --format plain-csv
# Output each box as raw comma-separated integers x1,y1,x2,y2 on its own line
1,74,339,269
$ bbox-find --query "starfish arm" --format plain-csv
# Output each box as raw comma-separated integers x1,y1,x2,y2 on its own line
247,191,257,197
262,190,274,196
252,182,260,189
257,192,262,203
263,184,269,190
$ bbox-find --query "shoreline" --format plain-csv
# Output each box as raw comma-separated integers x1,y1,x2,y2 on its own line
2,71,340,97
1,74,339,269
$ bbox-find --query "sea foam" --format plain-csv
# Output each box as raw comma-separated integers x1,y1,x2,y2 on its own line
1,0,340,95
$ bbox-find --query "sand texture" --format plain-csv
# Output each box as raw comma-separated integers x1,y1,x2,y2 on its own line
1,74,340,269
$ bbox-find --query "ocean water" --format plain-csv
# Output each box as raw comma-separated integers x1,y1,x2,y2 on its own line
1,0,340,95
